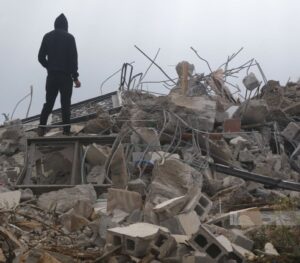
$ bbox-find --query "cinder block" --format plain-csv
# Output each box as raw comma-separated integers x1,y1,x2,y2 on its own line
149,230,176,259
230,229,254,251
189,225,232,262
160,211,200,235
154,196,187,220
183,188,212,221
194,193,212,221
229,243,255,263
107,223,169,258
243,73,260,91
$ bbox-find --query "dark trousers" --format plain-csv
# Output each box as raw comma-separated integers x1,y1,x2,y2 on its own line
40,72,73,132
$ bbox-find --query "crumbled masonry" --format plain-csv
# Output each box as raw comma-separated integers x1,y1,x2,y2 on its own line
0,58,300,262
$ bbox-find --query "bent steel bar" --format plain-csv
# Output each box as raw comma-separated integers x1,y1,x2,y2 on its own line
211,163,300,192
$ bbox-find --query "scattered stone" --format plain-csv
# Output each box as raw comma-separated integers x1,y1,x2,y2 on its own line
264,242,279,256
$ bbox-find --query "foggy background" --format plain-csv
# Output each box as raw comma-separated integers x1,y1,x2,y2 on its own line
0,0,299,124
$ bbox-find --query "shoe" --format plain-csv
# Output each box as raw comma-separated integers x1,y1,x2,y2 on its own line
37,127,46,137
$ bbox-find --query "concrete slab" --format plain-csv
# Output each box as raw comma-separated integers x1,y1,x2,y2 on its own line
107,188,142,214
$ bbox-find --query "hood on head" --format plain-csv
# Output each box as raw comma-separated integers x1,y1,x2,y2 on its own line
54,14,68,31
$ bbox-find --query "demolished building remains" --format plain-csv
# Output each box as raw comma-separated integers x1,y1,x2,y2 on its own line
0,47,299,262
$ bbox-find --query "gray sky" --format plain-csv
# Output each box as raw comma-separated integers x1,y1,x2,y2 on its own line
0,0,299,123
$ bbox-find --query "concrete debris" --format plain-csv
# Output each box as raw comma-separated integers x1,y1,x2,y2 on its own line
243,72,260,91
160,211,201,235
37,184,97,213
0,190,21,209
233,99,269,125
0,57,300,262
264,242,279,256
107,188,142,214
106,223,169,257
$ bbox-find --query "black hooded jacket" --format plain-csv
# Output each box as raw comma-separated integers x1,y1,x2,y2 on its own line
38,14,79,81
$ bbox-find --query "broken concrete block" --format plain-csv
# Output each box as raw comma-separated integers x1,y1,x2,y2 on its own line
160,211,201,235
85,144,111,166
264,242,279,256
182,186,202,213
233,99,269,125
149,230,177,259
111,209,129,224
230,243,255,262
60,210,90,232
243,73,260,91
130,127,161,152
107,188,142,214
73,199,94,219
194,193,213,221
0,190,21,209
230,229,254,251
110,144,128,188
189,225,232,262
170,94,216,131
149,159,202,202
84,107,112,133
204,224,254,253
281,122,300,142
182,186,212,221
37,184,97,213
128,178,147,196
107,223,169,257
153,196,187,219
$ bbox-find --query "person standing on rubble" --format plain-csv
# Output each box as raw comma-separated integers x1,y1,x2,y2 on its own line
38,13,81,136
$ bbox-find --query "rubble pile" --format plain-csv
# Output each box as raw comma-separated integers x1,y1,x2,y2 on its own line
0,60,299,262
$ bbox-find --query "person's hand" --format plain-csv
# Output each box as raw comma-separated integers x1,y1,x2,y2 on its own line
74,80,81,88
